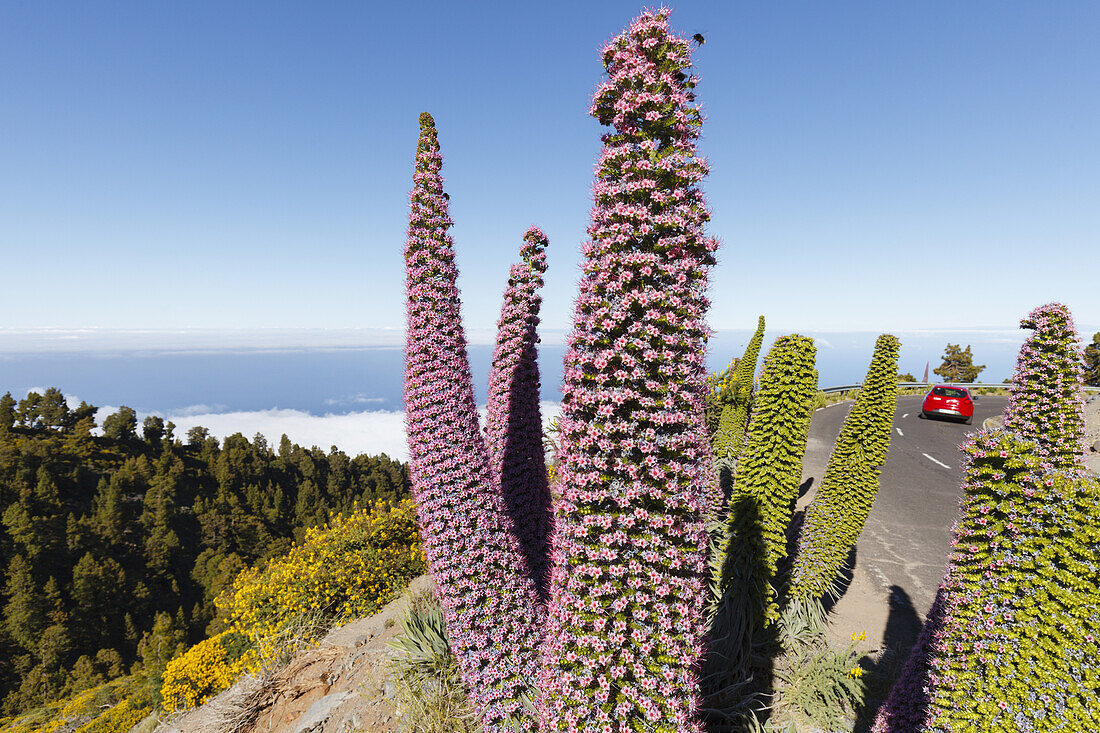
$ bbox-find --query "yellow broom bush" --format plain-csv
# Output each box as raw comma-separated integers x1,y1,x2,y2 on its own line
159,499,424,711
223,499,424,642
160,632,251,711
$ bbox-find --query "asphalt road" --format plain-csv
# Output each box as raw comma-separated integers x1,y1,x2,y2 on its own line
798,393,1008,652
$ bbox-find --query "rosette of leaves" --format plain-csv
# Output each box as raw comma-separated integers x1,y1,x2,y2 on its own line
539,10,718,732
712,315,766,463
1002,302,1087,473
874,431,1100,732
787,334,900,605
483,227,553,596
402,112,543,731
702,335,818,724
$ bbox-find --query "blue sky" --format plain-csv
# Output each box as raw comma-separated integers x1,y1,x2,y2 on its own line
2,1,1098,337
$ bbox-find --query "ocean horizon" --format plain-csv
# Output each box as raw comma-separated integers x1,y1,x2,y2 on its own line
0,326,1063,460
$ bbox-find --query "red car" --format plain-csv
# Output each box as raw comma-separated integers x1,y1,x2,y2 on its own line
921,385,975,425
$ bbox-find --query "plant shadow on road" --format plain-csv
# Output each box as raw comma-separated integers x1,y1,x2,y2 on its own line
853,585,923,732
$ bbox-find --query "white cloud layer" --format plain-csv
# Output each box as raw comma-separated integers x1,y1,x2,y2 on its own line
157,402,563,462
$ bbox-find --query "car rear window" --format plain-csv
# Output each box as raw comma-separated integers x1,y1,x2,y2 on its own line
931,387,968,398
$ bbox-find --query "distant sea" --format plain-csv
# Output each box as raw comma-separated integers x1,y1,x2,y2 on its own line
0,327,1046,459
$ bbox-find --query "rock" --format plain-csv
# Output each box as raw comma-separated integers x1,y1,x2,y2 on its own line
1090,440,1100,453
289,691,350,733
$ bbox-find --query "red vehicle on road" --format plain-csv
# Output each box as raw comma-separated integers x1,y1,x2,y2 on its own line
921,385,975,425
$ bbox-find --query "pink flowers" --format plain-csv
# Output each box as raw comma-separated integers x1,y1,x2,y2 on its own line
1002,303,1087,473
403,113,543,731
483,227,553,597
539,10,714,731
874,310,1099,732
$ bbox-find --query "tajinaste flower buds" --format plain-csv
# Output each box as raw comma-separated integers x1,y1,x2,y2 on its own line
538,10,717,732
484,227,553,596
712,315,766,462
788,334,900,605
403,112,543,731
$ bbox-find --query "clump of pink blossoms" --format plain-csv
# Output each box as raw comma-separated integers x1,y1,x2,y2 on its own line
1002,302,1087,473
484,227,553,597
403,112,543,731
538,9,718,732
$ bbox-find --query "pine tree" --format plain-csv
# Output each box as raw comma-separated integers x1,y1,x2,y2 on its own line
483,226,553,595
788,334,900,605
0,392,15,432
3,555,47,652
540,10,717,731
402,111,543,730
1084,332,1100,387
101,406,139,441
932,343,985,383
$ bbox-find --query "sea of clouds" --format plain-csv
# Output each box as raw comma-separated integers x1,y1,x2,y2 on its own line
157,402,563,461
112,401,560,462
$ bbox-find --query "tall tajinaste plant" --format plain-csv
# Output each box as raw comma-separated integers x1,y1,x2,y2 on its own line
712,315,766,462
403,112,543,730
1002,302,1086,473
787,334,900,605
873,432,1100,732
721,335,819,620
484,227,553,595
703,335,818,720
539,10,717,732
874,302,1098,732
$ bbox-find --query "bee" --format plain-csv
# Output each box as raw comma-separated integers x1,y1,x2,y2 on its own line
692,33,706,46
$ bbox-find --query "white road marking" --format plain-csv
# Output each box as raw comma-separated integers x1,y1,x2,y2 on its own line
902,413,909,419
896,428,904,437
923,453,950,469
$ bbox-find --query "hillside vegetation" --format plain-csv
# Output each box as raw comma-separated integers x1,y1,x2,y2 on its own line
0,389,408,715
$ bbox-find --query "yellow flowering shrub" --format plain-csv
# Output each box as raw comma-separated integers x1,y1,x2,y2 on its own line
73,699,150,733
0,676,155,733
223,500,424,642
58,687,102,718
159,500,424,711
0,717,64,733
160,632,251,711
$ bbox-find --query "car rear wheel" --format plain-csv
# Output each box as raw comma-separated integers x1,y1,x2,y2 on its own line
964,415,973,425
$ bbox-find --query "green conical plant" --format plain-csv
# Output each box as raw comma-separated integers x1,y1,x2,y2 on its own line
702,334,818,725
873,432,1100,731
874,303,1098,732
713,315,766,463
787,334,900,605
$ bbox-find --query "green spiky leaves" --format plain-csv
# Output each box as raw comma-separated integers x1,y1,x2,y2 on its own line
788,334,900,604
921,433,1100,731
713,316,766,462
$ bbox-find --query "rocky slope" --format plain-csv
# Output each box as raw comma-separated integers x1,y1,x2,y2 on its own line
149,576,433,733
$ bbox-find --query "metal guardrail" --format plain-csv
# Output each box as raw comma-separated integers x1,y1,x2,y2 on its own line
821,382,1100,395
